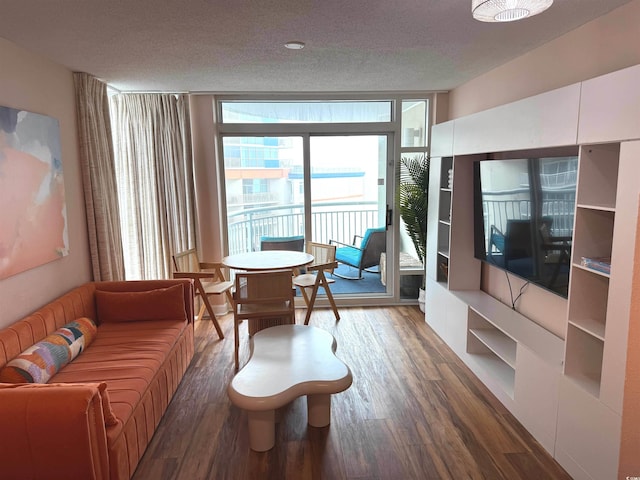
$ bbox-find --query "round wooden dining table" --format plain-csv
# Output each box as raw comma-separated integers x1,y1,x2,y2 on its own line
221,250,314,271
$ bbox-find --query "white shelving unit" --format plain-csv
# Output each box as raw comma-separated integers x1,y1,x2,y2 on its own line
564,144,619,398
426,66,640,480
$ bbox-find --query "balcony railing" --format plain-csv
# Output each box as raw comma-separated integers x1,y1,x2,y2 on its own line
482,192,575,240
227,201,380,255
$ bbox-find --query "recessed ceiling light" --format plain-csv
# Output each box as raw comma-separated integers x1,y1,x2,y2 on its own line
284,41,305,50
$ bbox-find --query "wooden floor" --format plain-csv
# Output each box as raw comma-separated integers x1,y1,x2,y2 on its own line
132,306,572,480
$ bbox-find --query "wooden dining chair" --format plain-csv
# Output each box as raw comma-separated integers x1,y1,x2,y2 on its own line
172,249,233,340
293,242,340,325
233,269,296,370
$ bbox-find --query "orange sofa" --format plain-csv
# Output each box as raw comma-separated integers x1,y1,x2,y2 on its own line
0,279,195,480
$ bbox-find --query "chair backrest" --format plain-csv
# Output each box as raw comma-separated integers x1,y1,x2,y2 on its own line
260,235,305,252
505,220,533,261
234,269,295,307
537,217,554,243
489,225,506,255
308,242,337,274
172,249,201,273
360,228,386,270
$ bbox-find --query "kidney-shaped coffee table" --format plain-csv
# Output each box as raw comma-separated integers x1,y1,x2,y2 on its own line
227,324,352,451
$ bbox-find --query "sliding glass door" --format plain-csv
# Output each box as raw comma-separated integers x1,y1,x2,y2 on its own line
217,97,431,302
308,135,390,292
223,136,304,255
221,133,391,296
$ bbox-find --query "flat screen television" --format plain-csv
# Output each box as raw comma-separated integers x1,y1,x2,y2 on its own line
473,156,578,298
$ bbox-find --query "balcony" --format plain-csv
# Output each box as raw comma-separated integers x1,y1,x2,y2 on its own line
227,201,380,255
226,201,428,299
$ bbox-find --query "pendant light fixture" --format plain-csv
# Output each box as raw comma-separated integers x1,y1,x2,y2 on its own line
472,0,553,22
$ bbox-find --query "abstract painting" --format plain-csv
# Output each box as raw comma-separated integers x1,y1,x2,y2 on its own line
0,106,68,280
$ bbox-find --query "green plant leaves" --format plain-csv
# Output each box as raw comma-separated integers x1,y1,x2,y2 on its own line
398,155,429,265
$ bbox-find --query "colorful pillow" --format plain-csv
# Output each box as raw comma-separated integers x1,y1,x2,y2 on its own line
0,317,97,384
95,284,187,323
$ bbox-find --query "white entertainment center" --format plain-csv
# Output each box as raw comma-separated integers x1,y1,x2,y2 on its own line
426,64,640,480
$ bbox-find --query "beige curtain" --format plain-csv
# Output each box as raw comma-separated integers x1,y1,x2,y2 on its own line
73,72,125,281
109,94,196,280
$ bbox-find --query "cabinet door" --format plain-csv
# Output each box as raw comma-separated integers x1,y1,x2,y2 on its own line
453,84,580,155
431,121,454,157
578,65,640,144
555,378,621,480
514,346,560,455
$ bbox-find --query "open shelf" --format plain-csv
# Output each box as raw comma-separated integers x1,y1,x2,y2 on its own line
455,290,564,367
564,323,604,398
436,254,449,284
576,144,620,209
466,307,517,397
568,318,606,341
572,208,615,262
572,263,610,278
576,203,616,213
434,157,453,287
471,353,515,398
469,328,516,368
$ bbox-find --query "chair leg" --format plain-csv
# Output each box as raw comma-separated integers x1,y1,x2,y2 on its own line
299,285,312,309
304,271,340,325
303,284,317,325
332,263,364,280
234,315,240,371
320,273,340,323
195,280,224,339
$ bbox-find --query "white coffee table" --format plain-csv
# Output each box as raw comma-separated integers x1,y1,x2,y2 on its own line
227,324,352,451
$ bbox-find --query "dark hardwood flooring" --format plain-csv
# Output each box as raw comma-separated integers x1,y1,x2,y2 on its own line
132,306,572,480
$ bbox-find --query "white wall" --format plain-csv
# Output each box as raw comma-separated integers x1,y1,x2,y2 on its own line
449,0,640,119
0,38,91,329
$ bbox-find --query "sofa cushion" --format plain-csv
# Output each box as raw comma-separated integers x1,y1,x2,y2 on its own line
50,319,188,428
96,284,187,323
0,317,97,383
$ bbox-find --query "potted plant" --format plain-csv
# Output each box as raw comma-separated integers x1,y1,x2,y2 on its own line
398,154,429,311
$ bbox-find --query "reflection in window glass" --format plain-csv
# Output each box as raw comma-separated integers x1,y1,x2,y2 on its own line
223,136,304,254
401,100,428,148
221,101,392,124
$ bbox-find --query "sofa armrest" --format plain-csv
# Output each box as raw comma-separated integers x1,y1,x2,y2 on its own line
0,383,110,479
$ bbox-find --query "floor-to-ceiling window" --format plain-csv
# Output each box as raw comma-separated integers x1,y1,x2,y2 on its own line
217,97,431,304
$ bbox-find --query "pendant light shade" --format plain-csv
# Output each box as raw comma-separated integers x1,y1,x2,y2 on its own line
472,0,553,22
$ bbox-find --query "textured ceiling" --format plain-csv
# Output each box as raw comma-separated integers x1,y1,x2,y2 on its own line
0,0,633,93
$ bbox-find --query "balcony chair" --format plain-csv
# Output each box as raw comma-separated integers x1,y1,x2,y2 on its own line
259,235,305,252
293,242,340,325
330,227,386,280
233,269,296,370
172,249,234,340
